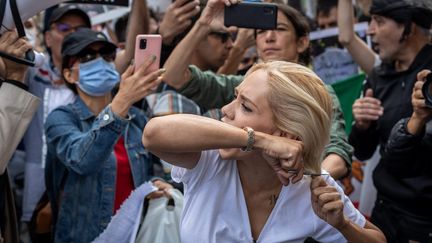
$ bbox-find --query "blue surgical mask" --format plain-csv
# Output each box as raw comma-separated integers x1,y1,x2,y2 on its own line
77,57,120,96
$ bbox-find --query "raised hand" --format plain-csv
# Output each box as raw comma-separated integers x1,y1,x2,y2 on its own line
158,0,201,45
233,28,255,51
352,89,384,130
407,69,432,135
412,70,432,121
198,0,239,29
310,176,346,230
111,56,164,117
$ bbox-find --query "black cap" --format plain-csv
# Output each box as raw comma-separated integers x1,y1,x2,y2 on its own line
370,0,432,29
61,28,117,58
48,5,91,28
412,0,432,29
370,0,413,15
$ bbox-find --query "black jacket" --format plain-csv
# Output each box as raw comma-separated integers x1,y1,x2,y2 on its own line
349,44,432,218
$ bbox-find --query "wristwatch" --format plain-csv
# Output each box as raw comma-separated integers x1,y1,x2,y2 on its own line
241,127,255,152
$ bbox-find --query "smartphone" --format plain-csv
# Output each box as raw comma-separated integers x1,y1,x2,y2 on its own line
224,2,278,30
134,34,162,73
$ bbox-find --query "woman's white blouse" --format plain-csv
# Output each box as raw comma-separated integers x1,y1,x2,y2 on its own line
172,150,365,243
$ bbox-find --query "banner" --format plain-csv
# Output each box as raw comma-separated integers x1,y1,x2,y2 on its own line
309,22,370,84
67,0,129,7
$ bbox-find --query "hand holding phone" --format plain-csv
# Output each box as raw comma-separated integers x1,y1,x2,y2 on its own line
224,2,278,30
134,35,162,73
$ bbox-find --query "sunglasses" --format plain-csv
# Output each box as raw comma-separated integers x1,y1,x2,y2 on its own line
76,48,116,64
209,31,234,43
53,23,87,33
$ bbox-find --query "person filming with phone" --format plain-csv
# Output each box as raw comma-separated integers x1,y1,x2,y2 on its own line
43,28,171,243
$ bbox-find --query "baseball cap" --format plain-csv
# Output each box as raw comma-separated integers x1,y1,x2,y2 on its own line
61,28,117,58
47,5,91,28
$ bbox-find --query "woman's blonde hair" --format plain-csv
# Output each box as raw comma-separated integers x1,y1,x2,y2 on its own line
246,61,333,173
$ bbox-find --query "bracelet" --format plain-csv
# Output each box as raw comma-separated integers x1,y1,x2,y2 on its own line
241,127,255,152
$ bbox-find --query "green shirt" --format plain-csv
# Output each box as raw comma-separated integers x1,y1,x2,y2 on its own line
179,65,353,168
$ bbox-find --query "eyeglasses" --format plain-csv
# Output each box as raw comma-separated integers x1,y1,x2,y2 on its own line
209,31,234,43
76,48,116,63
53,23,87,33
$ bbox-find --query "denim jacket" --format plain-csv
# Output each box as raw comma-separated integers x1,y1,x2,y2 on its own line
44,97,153,243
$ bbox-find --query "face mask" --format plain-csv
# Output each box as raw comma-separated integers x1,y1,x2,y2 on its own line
77,57,120,96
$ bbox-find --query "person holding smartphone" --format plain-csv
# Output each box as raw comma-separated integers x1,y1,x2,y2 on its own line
43,28,170,243
163,0,352,180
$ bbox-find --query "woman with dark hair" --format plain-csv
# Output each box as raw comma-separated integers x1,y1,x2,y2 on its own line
44,28,171,242
162,0,353,180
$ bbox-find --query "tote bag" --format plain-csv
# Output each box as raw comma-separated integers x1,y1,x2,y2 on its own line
134,189,183,243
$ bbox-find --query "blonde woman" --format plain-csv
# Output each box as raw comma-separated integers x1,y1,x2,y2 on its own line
143,61,385,242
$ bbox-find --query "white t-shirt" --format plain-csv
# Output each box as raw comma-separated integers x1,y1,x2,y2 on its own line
172,150,365,243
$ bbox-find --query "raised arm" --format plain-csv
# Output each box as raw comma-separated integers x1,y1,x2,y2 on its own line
143,114,304,185
143,114,248,168
163,0,238,89
158,0,201,46
45,58,164,175
115,0,149,73
217,28,255,75
162,17,210,89
338,0,377,74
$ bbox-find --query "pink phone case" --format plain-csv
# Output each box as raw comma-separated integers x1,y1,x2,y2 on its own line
134,34,162,73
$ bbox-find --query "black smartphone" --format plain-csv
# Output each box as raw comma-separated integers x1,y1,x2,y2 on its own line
224,2,278,30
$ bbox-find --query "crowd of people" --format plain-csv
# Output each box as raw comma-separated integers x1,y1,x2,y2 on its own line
0,0,431,242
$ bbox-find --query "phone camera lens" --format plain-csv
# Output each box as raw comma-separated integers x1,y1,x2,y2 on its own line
140,39,147,49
